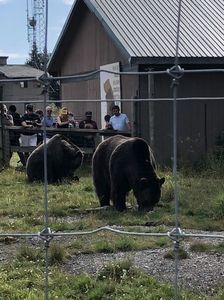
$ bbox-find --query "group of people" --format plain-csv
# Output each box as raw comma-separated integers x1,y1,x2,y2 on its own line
55,104,131,133
1,103,131,166
0,104,53,165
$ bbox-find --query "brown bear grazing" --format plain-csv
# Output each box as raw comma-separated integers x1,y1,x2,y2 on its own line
26,134,83,183
92,135,165,211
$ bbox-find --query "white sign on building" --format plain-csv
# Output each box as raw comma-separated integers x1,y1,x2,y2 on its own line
100,62,121,129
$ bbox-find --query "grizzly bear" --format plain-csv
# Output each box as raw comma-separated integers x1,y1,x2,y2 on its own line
92,135,165,211
26,134,83,183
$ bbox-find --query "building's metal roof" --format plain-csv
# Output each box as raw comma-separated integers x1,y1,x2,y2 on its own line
87,0,224,58
48,0,224,70
0,65,44,79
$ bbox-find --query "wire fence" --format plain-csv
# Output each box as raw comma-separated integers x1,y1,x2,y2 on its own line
1,70,224,299
1,0,224,299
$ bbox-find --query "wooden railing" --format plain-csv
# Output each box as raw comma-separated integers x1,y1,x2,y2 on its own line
1,126,131,166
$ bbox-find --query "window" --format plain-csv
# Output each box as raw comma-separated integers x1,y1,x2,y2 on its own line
20,81,28,88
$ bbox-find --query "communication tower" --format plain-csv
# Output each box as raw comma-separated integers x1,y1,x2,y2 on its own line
26,0,45,53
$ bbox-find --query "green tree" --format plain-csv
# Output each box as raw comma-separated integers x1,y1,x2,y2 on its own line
26,44,60,101
26,43,48,71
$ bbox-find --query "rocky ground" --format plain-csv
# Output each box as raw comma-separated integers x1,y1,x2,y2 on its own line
0,229,224,296
63,230,224,295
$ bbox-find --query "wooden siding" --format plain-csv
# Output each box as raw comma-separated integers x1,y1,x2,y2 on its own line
59,7,138,128
152,72,224,163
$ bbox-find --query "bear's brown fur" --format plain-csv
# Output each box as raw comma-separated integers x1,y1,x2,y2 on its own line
92,135,165,211
26,134,83,183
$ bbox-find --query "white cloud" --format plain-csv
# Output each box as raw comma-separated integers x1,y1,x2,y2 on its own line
0,49,28,61
63,0,74,5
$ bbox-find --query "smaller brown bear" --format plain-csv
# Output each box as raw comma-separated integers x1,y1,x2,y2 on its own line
26,134,83,183
92,135,165,211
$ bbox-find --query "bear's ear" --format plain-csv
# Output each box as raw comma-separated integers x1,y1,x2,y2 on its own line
159,177,165,186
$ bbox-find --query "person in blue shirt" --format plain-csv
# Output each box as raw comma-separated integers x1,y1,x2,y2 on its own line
43,106,54,127
107,105,131,132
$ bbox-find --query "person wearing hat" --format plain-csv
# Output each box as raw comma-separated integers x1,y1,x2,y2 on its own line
79,111,98,148
79,111,98,130
20,104,42,162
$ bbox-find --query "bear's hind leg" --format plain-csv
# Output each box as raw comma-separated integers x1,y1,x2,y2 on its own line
99,194,110,207
96,185,110,207
111,190,126,211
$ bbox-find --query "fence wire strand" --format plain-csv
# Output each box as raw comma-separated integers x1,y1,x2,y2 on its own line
1,67,224,84
1,96,224,106
0,227,224,239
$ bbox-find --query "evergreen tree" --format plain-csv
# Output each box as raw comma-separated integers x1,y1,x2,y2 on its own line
26,43,47,71
26,44,60,101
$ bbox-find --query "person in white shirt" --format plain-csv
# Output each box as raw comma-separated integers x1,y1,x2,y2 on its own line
107,105,131,132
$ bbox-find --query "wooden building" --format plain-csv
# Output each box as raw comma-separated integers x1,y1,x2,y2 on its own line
47,0,224,164
0,56,45,114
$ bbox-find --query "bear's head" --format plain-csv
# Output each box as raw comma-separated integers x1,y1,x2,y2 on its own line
135,177,165,211
61,138,84,171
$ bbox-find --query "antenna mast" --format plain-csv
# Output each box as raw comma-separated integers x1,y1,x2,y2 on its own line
27,0,45,53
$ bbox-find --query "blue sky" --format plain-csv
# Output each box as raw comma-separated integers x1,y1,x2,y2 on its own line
0,0,73,64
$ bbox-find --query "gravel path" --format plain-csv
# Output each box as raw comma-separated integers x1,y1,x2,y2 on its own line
64,246,224,295
63,229,224,295
1,229,224,295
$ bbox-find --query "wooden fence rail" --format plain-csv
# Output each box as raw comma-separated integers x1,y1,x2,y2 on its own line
0,126,131,167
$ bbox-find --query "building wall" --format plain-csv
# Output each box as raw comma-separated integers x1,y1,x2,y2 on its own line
2,80,45,114
58,7,138,128
152,72,224,164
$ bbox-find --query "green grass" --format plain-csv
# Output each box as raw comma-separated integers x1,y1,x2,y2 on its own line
1,154,224,233
0,154,224,298
190,241,224,255
68,233,170,254
1,258,220,300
